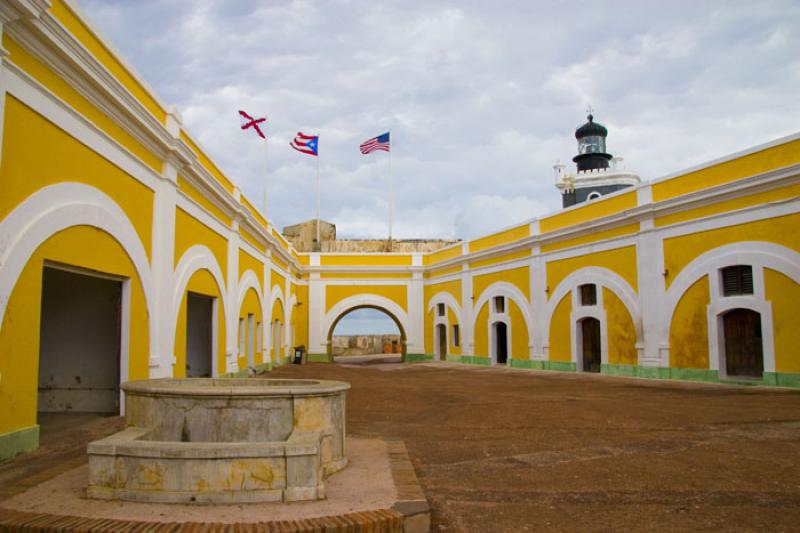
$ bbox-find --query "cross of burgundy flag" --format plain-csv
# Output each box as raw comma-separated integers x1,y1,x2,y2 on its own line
239,110,267,139
290,132,319,156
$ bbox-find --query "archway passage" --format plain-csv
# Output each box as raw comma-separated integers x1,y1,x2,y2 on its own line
494,322,508,365
436,324,447,360
581,318,601,373
38,266,122,413
724,309,763,378
328,306,406,362
186,292,213,378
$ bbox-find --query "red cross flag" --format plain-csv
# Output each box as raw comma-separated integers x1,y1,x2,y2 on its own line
239,110,266,139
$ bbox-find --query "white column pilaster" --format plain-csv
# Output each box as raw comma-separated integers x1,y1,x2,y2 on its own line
307,254,325,354
226,204,241,373
636,186,665,367
460,243,474,356
407,253,425,354
263,249,272,363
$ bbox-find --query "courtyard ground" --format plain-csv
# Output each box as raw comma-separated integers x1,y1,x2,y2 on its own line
272,361,800,532
2,361,800,531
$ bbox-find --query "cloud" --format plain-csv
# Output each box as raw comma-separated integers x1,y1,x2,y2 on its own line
79,0,800,239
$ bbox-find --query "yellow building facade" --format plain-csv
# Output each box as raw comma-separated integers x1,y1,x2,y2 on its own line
1,0,799,460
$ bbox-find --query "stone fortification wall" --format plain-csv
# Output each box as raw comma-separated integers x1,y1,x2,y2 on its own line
332,335,403,356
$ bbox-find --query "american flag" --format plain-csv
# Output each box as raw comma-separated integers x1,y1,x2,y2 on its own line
290,132,318,156
360,132,390,154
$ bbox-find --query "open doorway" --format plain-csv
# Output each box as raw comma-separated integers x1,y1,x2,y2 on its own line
38,266,122,414
186,292,213,377
723,309,763,378
580,318,601,373
328,306,404,364
436,323,447,360
493,321,508,365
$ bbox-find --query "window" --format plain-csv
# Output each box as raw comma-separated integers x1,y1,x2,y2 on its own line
722,265,753,296
437,303,445,317
494,296,505,313
452,325,460,347
587,191,601,200
579,284,597,306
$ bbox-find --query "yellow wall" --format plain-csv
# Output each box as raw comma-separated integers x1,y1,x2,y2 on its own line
325,285,408,313
764,268,800,373
3,37,161,172
508,300,529,360
423,244,463,265
540,191,637,233
424,279,462,308
1,96,154,258
652,138,800,202
320,254,413,266
546,246,638,295
0,226,149,437
473,267,530,301
663,215,800,288
292,284,309,349
172,268,227,377
469,248,530,270
239,249,264,290
174,208,228,281
669,276,709,369
238,288,263,368
541,223,639,253
425,264,462,279
270,269,286,294
180,131,235,193
473,302,489,358
176,175,232,226
469,224,529,253
270,299,285,361
603,288,637,365
548,294,572,362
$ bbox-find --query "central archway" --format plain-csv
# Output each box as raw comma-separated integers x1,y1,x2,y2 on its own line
326,305,407,359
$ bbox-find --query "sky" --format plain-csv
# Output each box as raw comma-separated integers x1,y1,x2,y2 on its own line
78,0,799,333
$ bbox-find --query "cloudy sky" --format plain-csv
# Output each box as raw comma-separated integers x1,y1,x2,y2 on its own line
77,0,798,336
78,0,799,243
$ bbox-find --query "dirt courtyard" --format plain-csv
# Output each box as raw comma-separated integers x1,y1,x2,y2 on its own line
272,361,800,532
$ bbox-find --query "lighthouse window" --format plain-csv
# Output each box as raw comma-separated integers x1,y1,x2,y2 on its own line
587,191,602,200
579,135,605,154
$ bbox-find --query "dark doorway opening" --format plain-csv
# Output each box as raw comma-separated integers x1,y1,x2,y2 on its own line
186,292,213,378
38,266,122,415
494,322,508,365
723,309,763,378
436,324,447,360
581,318,601,373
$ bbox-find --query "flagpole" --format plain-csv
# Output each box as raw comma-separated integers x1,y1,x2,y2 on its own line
264,135,269,218
388,129,393,251
315,151,321,251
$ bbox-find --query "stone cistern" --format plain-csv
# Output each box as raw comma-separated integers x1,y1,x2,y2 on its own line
86,378,349,504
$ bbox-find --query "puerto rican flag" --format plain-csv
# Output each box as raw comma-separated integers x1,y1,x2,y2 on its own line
290,132,319,156
239,110,266,139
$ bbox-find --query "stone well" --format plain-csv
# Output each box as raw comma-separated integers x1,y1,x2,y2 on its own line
86,378,349,504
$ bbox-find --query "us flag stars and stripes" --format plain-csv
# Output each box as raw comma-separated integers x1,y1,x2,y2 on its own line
360,132,390,154
290,132,319,156
238,110,266,139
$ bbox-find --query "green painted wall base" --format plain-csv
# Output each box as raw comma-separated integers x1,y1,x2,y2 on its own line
446,355,491,366
509,359,576,372
307,353,332,363
763,372,800,388
0,425,39,461
405,353,434,363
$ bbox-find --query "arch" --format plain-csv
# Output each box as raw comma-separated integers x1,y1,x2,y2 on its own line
0,183,155,356
237,269,264,316
663,242,800,337
662,242,799,376
426,291,463,327
472,281,532,335
323,294,411,357
169,245,228,365
544,266,642,348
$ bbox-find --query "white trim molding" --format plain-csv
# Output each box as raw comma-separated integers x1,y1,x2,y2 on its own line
472,281,533,363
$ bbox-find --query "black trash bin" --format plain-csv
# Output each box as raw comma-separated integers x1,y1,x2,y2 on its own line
293,345,306,364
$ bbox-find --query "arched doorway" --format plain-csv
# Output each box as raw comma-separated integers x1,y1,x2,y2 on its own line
580,318,601,373
723,309,763,378
493,321,508,365
435,323,447,360
186,292,214,378
327,305,406,360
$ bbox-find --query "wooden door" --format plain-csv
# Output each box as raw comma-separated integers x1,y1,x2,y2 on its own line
581,318,601,373
724,309,763,378
495,322,508,364
437,324,447,360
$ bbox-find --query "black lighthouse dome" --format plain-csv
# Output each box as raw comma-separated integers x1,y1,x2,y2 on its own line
572,114,612,172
